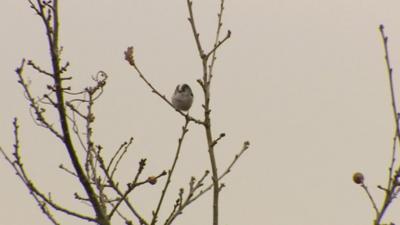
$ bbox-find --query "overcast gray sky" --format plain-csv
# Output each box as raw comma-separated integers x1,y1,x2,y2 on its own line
2,1,400,225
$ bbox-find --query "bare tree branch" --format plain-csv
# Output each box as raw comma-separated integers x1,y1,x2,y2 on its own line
151,118,191,225
355,24,400,225
124,47,204,126
0,119,95,223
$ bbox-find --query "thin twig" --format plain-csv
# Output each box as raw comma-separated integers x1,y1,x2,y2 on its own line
124,47,204,126
27,59,54,77
190,141,249,204
110,137,134,179
15,59,63,140
186,0,205,59
380,25,400,142
362,184,379,218
151,118,191,225
0,119,95,223
206,30,231,62
164,171,209,225
98,157,150,225
164,141,249,225
208,0,229,83
387,135,397,191
59,164,78,177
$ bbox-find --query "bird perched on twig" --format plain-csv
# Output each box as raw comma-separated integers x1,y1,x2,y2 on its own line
171,84,193,111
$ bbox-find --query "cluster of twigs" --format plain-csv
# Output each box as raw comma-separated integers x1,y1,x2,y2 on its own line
124,1,249,225
0,1,249,225
353,25,400,225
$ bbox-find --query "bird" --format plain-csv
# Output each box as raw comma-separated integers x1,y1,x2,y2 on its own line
171,84,193,111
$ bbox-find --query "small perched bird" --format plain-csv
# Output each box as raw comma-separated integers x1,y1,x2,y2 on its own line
171,84,193,111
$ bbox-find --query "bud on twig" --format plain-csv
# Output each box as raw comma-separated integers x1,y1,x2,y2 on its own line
148,176,157,185
124,46,135,66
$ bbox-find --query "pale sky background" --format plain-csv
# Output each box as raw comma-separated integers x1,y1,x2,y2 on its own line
2,1,400,225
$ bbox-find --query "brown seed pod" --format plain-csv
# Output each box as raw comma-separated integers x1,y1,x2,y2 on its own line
353,172,364,184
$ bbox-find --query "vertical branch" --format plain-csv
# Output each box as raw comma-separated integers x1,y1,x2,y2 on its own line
365,24,400,225
353,24,400,225
29,1,110,224
203,104,219,225
186,1,231,225
186,1,219,224
51,4,109,224
85,88,108,214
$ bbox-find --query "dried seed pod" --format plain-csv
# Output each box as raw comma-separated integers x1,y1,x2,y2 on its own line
353,172,364,184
